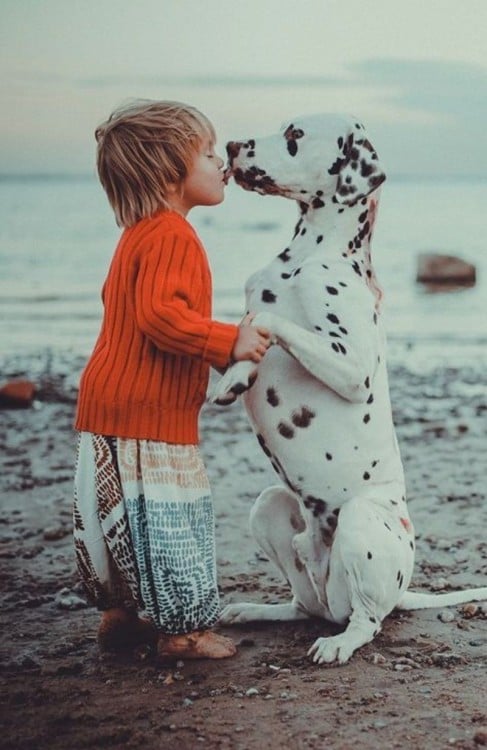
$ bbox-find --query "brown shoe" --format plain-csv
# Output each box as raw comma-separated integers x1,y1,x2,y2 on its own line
157,630,237,660
98,608,158,652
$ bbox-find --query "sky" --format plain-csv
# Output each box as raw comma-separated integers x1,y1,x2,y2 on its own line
1,0,487,177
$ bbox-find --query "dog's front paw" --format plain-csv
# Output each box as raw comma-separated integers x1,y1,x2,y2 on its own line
307,635,355,665
219,602,261,625
209,361,258,405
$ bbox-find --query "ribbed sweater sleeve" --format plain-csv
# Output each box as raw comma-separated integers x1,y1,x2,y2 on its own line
135,229,238,369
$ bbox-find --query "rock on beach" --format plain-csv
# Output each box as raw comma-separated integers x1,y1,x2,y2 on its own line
416,253,476,286
0,379,36,409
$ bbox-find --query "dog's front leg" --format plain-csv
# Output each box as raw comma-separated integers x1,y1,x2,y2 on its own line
250,311,376,404
209,359,260,404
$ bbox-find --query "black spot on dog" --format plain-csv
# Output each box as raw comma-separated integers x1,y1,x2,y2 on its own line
312,196,325,209
278,421,295,439
266,387,279,407
360,159,375,178
359,210,368,223
256,433,272,458
287,140,298,156
291,406,316,428
314,325,322,331
352,261,362,277
326,514,338,529
384,522,392,531
363,414,371,424
367,393,374,404
293,267,301,276
278,248,291,262
328,156,345,175
321,527,334,546
367,551,373,560
232,381,250,396
331,342,339,353
284,124,304,157
326,286,338,295
304,495,327,517
262,289,276,303
329,332,341,338
337,343,347,354
369,174,384,188
364,376,370,388
271,460,281,475
281,272,292,279
326,452,333,460
339,326,348,335
363,472,370,480
327,313,340,324
316,235,323,244
300,228,307,236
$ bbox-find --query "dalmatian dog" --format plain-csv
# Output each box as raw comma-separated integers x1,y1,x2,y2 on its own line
210,114,487,665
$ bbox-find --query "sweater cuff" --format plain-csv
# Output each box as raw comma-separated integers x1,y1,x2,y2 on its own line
204,321,239,368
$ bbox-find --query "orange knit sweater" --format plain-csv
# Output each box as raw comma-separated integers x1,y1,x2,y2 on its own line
75,211,239,443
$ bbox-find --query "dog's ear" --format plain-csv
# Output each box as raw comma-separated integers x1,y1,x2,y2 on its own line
332,125,386,206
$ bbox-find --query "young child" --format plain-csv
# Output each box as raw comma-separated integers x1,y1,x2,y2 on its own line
73,100,270,660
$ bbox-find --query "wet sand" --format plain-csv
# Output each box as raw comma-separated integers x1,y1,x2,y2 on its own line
0,354,486,749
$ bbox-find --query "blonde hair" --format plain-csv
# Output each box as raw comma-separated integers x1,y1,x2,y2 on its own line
95,100,216,227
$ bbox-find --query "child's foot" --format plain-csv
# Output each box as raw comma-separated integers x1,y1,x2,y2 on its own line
157,630,237,660
98,608,158,651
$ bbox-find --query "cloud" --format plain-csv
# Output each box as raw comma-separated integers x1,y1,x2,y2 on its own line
2,58,486,176
351,58,487,118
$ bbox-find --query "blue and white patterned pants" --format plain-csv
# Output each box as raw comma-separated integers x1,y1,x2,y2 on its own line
74,433,220,634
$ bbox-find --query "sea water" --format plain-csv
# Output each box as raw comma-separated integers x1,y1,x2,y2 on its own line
0,175,486,372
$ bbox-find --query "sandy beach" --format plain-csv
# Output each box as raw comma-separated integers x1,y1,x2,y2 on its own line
0,353,486,750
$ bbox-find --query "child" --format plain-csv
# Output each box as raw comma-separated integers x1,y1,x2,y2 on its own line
73,100,270,660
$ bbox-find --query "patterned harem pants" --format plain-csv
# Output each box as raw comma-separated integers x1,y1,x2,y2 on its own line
73,432,220,634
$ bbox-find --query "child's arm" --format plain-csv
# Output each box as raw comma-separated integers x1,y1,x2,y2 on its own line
135,231,268,369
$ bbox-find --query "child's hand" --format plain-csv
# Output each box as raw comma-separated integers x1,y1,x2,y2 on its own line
232,323,270,363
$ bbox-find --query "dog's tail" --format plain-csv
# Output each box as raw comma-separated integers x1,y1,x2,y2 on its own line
397,587,487,610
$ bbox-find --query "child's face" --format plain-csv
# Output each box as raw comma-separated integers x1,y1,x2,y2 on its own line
178,136,225,213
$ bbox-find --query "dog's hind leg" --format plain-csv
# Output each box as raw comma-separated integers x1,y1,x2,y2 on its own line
307,495,414,664
219,486,323,625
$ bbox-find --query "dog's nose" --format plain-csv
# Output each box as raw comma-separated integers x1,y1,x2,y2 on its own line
226,141,242,160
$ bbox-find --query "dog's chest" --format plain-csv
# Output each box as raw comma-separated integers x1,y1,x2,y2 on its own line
245,261,302,322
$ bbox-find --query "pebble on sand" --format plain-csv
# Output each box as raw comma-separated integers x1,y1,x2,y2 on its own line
0,379,36,409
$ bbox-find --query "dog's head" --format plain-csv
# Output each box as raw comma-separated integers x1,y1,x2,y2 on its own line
226,114,385,207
